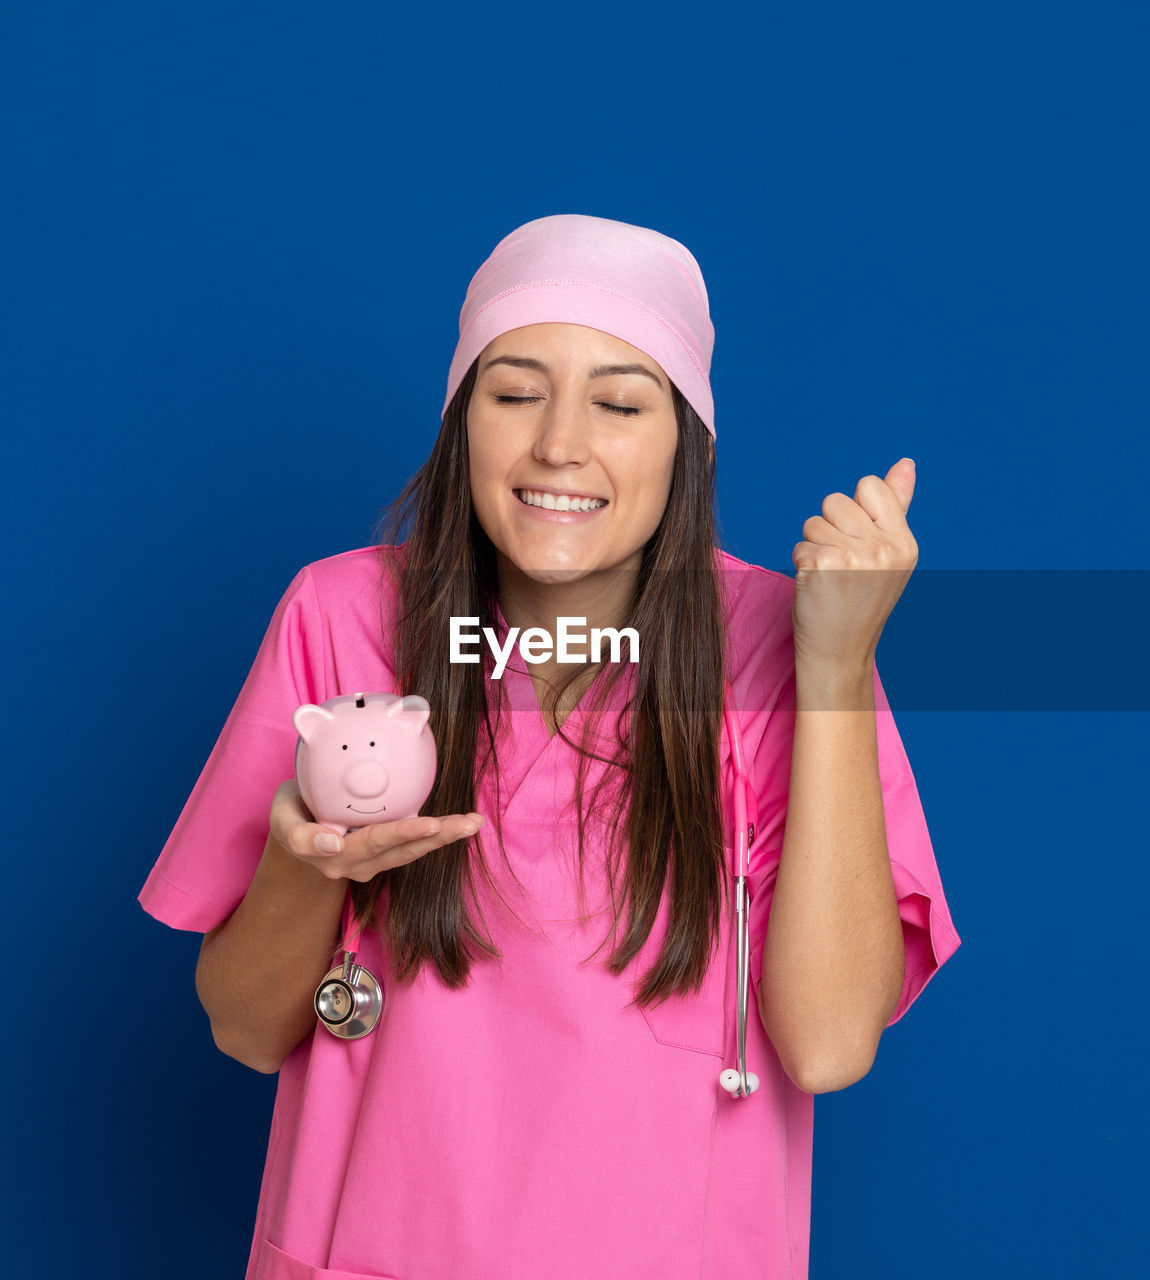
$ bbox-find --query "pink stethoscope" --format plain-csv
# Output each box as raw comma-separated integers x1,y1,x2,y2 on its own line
315,681,761,1101
717,688,760,1098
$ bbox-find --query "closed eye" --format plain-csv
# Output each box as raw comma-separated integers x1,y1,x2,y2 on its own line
489,391,640,417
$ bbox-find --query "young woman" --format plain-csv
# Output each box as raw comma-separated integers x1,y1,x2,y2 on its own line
140,213,960,1279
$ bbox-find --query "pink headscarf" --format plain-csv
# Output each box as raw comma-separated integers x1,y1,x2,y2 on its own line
442,213,716,438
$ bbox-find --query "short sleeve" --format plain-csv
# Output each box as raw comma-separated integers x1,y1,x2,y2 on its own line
137,565,330,933
743,659,961,1029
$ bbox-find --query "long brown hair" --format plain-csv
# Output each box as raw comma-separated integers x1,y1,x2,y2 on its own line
353,359,728,1005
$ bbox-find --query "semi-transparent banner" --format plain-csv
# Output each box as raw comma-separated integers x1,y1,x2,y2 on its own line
396,567,1149,712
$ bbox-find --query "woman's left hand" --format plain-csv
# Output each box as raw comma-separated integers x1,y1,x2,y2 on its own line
791,458,918,671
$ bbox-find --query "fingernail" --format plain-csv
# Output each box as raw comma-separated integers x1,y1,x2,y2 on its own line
315,833,342,853
900,456,915,469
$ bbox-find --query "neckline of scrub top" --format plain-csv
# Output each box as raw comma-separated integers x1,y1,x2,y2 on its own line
484,597,739,830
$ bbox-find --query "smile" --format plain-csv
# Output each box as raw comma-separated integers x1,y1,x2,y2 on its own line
347,804,387,813
515,489,607,512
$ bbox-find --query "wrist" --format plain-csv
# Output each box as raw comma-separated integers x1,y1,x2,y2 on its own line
794,653,875,712
261,832,351,900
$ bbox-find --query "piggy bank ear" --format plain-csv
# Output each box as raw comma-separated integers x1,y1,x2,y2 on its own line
388,695,431,732
293,703,335,742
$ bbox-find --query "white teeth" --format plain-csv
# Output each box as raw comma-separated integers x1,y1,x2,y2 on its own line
516,489,605,511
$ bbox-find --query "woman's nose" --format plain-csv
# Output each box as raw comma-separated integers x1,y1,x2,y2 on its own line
532,397,590,466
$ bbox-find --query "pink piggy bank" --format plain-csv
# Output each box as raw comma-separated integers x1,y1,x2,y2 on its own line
292,691,437,836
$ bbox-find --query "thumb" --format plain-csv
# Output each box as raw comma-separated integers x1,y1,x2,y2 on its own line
884,457,916,512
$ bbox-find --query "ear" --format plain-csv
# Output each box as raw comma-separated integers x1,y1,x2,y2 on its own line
293,703,335,741
388,694,431,732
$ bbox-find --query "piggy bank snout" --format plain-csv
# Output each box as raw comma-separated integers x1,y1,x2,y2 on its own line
345,758,389,797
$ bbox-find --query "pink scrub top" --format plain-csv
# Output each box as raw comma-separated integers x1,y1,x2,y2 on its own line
139,545,960,1280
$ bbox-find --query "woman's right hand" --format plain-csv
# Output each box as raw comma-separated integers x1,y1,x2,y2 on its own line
268,780,485,883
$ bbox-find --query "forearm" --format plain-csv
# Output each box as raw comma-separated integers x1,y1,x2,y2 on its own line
757,656,905,1094
195,834,348,1073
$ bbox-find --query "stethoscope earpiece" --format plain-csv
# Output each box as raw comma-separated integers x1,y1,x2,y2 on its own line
315,951,382,1040
719,1068,760,1098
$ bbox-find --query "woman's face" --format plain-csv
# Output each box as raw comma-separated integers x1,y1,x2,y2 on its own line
466,323,678,588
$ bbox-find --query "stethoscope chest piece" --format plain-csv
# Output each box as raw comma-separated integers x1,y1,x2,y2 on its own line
315,953,382,1040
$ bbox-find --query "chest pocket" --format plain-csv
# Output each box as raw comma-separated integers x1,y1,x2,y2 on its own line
503,812,735,1060
632,886,733,1060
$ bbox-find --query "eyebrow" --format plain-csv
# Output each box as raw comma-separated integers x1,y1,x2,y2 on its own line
591,363,665,386
480,355,665,390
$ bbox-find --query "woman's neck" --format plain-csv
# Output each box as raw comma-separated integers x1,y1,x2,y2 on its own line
493,560,640,735
494,559,639,637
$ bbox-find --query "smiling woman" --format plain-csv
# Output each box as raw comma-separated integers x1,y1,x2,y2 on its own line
139,213,960,1280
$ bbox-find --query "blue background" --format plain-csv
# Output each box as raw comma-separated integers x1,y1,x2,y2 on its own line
2,2,1146,1276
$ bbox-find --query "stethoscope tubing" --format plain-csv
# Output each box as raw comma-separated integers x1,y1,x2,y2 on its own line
723,688,759,1098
